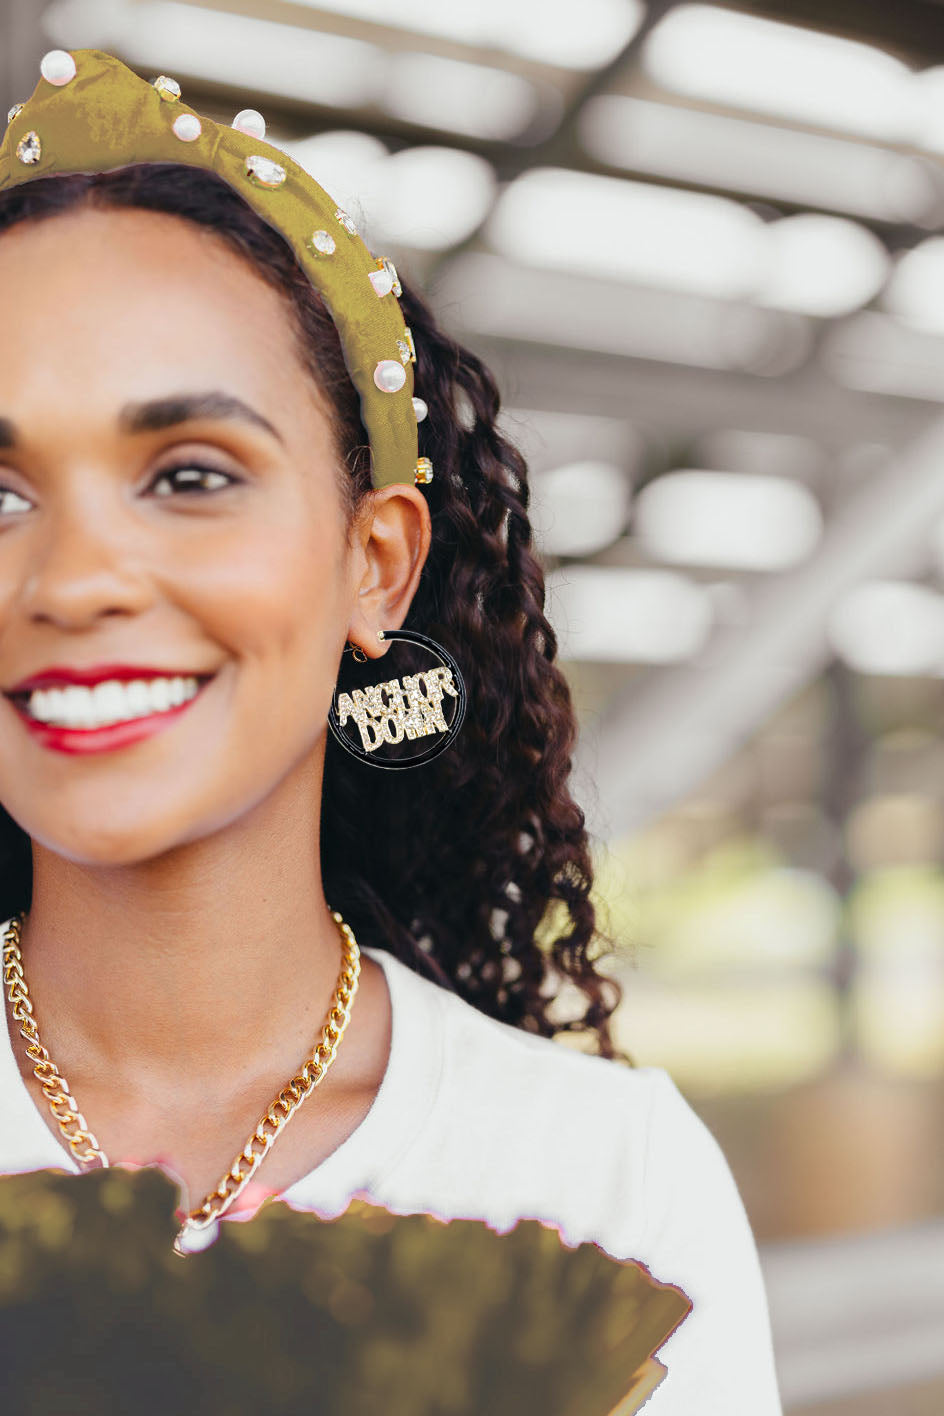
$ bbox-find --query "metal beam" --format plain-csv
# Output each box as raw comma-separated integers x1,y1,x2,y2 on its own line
423,0,683,286
574,413,944,840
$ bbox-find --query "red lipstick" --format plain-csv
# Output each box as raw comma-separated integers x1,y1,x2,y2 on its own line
5,664,213,694
3,674,215,756
11,699,207,755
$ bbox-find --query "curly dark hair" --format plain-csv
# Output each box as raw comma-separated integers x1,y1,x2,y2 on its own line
0,162,633,1064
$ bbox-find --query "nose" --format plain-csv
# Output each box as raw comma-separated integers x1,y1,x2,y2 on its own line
14,501,153,630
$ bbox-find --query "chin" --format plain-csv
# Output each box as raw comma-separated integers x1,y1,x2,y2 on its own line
25,812,187,869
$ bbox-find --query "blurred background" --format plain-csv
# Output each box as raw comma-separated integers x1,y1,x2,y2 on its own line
4,0,944,1409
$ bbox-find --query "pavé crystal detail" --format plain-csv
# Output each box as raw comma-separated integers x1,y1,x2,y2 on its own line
397,327,416,365
153,75,181,101
382,258,402,296
336,666,457,752
414,457,434,485
308,229,336,256
245,154,286,188
15,131,41,165
368,257,401,298
369,265,395,298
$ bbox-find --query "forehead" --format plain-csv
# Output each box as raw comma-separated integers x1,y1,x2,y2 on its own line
0,204,318,431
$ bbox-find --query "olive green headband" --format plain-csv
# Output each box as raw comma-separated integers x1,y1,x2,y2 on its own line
0,47,431,491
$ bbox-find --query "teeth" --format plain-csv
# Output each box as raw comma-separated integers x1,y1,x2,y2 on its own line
24,676,202,729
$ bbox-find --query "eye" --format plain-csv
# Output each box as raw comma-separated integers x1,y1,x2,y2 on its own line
0,488,32,517
149,463,241,497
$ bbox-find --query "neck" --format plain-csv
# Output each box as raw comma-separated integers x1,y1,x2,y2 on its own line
11,760,353,1104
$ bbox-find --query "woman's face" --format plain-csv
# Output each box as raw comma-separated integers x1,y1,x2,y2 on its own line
0,204,402,866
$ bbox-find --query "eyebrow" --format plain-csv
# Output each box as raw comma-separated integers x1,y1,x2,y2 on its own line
0,391,284,450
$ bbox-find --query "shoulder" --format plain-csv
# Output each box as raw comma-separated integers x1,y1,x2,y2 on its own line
374,950,738,1189
427,984,782,1403
369,953,784,1408
381,945,690,1151
384,945,664,1108
377,949,701,1249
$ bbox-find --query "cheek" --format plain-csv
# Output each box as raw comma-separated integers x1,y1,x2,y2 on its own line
171,511,346,682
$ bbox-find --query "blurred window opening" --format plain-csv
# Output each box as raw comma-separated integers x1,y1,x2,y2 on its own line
290,0,644,69
487,168,767,300
828,581,944,676
643,4,916,142
382,52,539,140
634,471,823,571
47,1,384,108
579,95,938,225
530,461,632,558
545,565,714,663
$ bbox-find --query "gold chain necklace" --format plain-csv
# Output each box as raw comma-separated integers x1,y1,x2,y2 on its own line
1,909,360,1255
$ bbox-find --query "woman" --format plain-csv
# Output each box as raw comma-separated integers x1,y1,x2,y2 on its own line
0,49,783,1411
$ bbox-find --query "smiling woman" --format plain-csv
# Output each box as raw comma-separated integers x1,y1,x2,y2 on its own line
0,50,783,1414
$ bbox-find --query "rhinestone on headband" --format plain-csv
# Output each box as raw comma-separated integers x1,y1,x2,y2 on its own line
245,154,286,188
335,208,358,236
373,257,399,295
369,263,396,298
368,257,402,299
374,360,407,393
152,75,181,102
397,328,416,366
308,229,336,257
15,131,41,165
415,457,434,484
6,103,24,124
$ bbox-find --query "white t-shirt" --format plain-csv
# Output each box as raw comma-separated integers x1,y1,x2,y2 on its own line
0,924,783,1414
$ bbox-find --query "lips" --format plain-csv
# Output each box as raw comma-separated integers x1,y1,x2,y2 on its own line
5,674,215,755
4,664,216,695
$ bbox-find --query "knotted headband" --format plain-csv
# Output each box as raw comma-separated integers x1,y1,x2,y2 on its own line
0,48,429,490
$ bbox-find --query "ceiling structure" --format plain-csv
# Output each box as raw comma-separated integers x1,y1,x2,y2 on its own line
6,0,944,839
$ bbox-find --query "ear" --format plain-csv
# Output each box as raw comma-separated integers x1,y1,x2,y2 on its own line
345,484,432,659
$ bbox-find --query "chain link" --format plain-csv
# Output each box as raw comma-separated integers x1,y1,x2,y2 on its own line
2,915,108,1168
1,909,361,1254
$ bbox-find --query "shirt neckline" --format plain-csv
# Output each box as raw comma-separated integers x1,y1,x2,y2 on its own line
0,919,446,1203
282,943,446,1202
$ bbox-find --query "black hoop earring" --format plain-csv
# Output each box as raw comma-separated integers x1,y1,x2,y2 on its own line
327,628,467,770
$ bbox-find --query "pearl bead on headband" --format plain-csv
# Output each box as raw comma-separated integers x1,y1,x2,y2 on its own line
0,48,429,490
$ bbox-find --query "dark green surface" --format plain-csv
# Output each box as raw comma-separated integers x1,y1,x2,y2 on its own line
0,1165,690,1415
